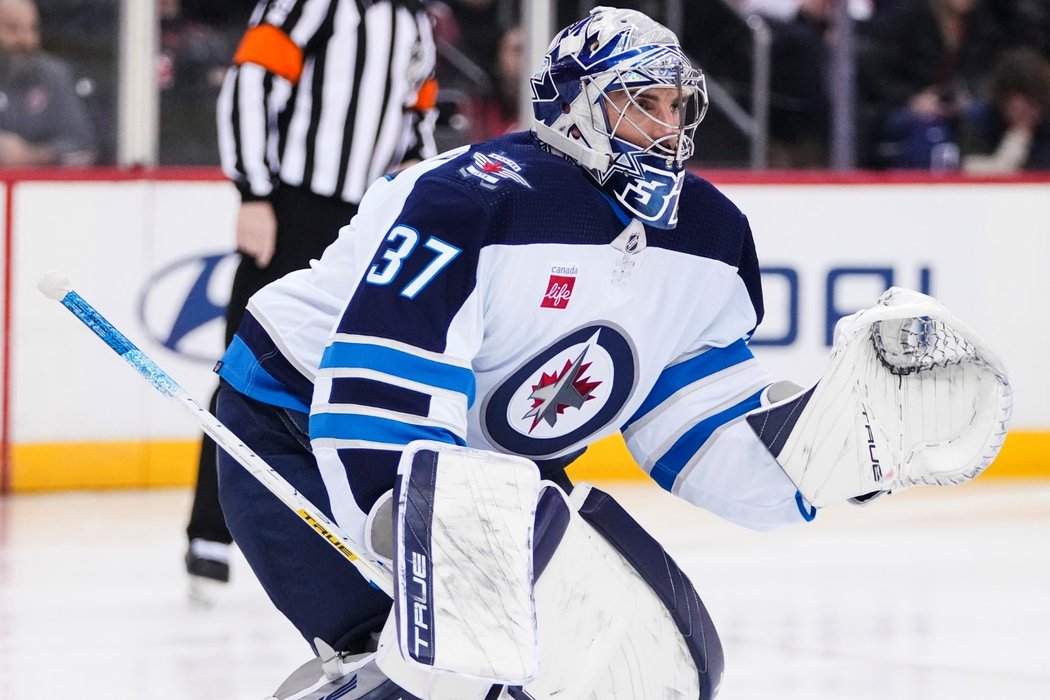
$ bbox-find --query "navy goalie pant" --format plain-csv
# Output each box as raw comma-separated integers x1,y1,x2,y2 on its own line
215,382,391,654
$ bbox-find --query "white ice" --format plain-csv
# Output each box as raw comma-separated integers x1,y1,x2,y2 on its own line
0,480,1047,699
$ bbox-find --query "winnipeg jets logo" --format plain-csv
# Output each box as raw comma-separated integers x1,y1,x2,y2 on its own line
460,152,532,190
523,345,602,432
482,324,637,458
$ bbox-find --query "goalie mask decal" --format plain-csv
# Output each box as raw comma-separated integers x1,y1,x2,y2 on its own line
481,324,637,458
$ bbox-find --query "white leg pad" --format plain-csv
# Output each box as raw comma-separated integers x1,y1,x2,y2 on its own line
393,441,541,684
375,612,495,700
523,484,700,699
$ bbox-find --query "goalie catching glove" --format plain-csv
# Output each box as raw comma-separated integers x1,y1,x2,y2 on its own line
746,287,1013,507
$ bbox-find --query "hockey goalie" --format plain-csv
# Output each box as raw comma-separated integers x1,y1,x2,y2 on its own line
276,285,1007,700
197,6,1013,700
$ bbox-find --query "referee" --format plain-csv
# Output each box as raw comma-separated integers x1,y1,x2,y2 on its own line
185,0,437,591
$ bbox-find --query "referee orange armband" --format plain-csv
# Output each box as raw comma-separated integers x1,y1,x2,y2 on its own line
409,78,439,111
234,24,304,84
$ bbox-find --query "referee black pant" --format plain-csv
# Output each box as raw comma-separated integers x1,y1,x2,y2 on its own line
186,184,359,547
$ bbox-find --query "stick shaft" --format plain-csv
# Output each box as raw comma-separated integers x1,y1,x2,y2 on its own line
55,289,392,594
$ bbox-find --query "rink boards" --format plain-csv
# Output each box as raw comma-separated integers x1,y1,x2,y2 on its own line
1,169,1047,491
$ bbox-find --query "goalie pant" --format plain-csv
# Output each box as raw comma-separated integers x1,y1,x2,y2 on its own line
216,385,723,698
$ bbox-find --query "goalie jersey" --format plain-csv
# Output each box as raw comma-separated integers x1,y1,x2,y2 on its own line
218,131,813,544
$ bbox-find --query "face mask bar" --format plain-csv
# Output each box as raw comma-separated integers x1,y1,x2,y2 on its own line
590,61,707,169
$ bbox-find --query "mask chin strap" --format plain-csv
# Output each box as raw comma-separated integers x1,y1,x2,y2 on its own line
533,121,613,173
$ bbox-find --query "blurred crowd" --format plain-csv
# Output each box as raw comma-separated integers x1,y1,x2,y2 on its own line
1,0,1049,173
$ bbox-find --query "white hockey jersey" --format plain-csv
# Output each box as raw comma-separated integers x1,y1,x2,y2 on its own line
218,132,813,544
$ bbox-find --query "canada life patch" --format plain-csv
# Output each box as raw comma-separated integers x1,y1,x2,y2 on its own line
460,152,531,190
541,265,577,309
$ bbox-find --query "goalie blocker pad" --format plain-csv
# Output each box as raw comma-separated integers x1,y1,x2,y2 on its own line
393,441,542,685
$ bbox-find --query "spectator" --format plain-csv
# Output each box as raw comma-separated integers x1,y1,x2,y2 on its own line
467,24,523,141
962,48,1050,173
985,0,1050,55
446,0,509,68
680,0,871,168
860,0,1004,169
157,0,233,165
0,0,95,166
736,0,838,167
32,0,118,164
183,0,438,607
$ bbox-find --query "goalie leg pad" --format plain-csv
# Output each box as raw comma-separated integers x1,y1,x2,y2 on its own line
378,480,719,699
393,441,542,684
577,487,724,699
521,484,719,699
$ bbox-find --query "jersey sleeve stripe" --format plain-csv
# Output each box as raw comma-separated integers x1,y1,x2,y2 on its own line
648,387,766,491
218,336,311,413
233,63,276,197
309,412,466,446
624,338,754,430
322,367,467,404
320,340,476,406
234,24,305,83
329,376,431,416
330,333,473,368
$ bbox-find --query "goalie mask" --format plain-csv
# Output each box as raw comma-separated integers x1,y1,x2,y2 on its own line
531,6,708,229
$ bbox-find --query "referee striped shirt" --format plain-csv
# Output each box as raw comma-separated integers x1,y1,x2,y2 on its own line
217,0,438,204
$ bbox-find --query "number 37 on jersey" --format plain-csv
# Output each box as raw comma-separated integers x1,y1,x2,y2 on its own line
365,225,462,300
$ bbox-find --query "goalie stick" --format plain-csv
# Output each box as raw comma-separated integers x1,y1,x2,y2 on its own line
37,270,393,597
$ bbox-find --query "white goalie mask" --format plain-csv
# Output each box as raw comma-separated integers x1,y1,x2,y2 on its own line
531,6,708,229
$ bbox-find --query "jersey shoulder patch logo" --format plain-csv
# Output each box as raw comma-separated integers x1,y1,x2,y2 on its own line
481,324,638,458
459,152,532,190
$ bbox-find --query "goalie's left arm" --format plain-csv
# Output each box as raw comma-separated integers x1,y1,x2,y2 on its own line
622,339,818,531
745,288,1012,508
623,288,1012,529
